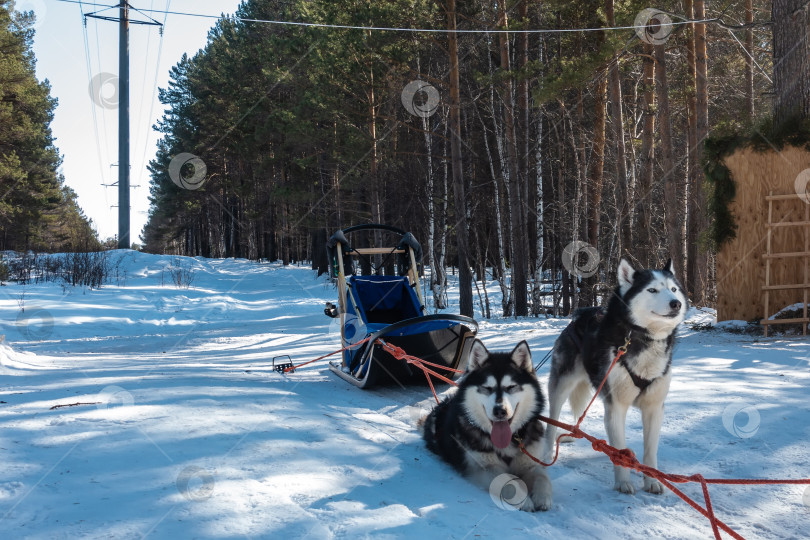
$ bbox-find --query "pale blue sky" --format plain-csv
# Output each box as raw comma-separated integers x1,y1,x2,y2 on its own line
23,0,243,242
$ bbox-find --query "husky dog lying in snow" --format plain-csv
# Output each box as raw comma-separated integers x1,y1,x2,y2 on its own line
542,258,688,494
421,339,552,511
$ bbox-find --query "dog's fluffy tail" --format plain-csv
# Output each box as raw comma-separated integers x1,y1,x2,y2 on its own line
569,380,593,421
416,413,428,430
418,401,446,448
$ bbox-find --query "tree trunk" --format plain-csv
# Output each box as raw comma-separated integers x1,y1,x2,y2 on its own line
476,99,510,317
687,0,709,304
684,0,697,297
446,0,473,317
435,117,450,309
519,0,531,311
566,102,583,310
368,70,383,269
745,0,754,119
585,75,607,306
551,117,570,314
483,29,513,316
773,0,810,127
533,102,545,314
497,3,528,317
423,113,447,309
637,42,656,266
655,43,683,278
532,31,546,316
332,121,342,228
605,0,631,258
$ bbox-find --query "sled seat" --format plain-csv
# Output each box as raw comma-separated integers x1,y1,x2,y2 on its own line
348,276,423,325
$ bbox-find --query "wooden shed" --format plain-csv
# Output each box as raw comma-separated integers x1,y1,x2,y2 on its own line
717,146,810,333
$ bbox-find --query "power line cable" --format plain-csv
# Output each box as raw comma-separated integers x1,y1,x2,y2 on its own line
135,0,156,148
133,0,156,192
136,0,170,194
56,0,721,34
79,0,109,211
724,27,772,83
89,1,112,172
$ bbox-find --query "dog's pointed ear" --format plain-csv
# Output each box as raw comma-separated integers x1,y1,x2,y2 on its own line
510,341,532,371
662,258,675,275
618,258,635,295
468,339,489,370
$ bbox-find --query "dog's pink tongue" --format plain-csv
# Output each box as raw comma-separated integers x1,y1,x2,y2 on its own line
491,420,512,449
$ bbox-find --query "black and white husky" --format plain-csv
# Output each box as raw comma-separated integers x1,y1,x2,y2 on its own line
542,258,687,494
421,340,553,511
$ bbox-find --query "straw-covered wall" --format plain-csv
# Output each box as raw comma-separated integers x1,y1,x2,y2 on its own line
718,146,809,322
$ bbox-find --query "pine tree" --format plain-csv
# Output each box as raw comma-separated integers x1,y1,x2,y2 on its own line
0,1,98,251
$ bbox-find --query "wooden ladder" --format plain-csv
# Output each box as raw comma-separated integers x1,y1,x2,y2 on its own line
761,192,810,336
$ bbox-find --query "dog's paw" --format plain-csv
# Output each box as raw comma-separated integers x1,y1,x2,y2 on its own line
527,478,553,511
517,497,536,512
615,480,636,494
644,478,664,494
530,493,552,512
516,493,551,512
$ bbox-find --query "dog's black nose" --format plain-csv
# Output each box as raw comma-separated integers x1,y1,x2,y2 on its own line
670,299,682,311
493,404,507,420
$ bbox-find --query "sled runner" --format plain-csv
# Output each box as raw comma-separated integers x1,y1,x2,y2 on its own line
324,224,478,388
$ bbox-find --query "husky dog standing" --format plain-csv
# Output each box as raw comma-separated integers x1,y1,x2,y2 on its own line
542,258,687,494
422,340,553,511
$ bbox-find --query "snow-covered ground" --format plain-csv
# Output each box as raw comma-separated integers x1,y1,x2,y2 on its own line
1,251,808,539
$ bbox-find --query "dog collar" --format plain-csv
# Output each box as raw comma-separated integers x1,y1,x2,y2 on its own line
627,323,654,339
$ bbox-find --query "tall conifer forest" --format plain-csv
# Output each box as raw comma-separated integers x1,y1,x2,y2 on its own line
137,0,775,315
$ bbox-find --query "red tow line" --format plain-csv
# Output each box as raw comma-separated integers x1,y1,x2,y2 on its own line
282,337,372,373
284,336,810,539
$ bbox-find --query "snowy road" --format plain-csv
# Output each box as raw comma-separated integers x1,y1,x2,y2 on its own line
1,252,809,539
